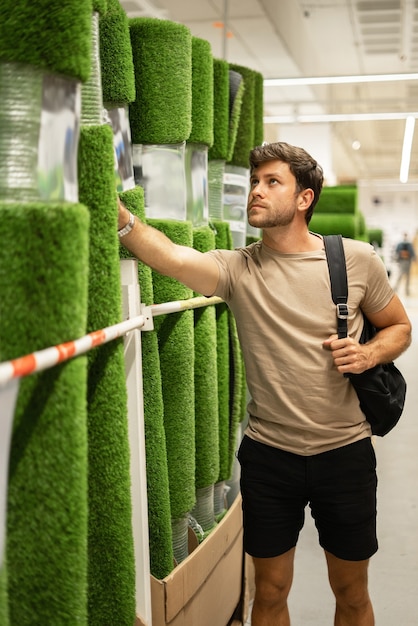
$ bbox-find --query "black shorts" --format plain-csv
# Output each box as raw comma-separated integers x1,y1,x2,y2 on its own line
238,435,378,561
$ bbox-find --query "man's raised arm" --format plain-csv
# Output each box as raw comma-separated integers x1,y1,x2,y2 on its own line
117,198,220,297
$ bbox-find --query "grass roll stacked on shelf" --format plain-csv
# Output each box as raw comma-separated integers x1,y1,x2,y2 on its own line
228,64,256,169
186,37,213,226
212,221,233,517
310,185,364,239
99,0,135,108
0,204,90,625
207,59,230,220
191,226,219,535
128,18,192,145
79,8,135,624
0,0,92,622
148,220,196,562
119,188,174,579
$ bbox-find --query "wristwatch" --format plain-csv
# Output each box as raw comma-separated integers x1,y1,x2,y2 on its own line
118,211,135,239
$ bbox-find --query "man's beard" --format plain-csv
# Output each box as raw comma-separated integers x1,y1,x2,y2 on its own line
247,203,297,229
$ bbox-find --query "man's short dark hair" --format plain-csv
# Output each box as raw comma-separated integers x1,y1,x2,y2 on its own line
249,142,324,224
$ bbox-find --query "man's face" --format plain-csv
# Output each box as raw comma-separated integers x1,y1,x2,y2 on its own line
247,160,300,229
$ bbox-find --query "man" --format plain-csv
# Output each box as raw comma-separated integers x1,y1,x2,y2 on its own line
394,232,416,296
118,142,411,626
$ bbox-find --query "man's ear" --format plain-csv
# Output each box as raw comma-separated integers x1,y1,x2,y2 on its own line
298,187,314,211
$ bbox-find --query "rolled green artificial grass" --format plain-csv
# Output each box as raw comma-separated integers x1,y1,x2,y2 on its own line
0,202,90,625
227,313,244,479
0,1,92,82
148,219,196,520
228,64,256,168
208,59,229,161
253,70,264,147
129,18,192,144
368,228,383,247
0,565,8,625
315,186,357,214
227,69,245,163
188,37,213,146
309,212,359,238
192,226,219,490
78,124,135,625
92,0,107,13
100,0,135,107
212,221,232,482
119,187,174,579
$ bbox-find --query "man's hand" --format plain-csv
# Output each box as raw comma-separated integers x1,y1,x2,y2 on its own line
323,335,372,374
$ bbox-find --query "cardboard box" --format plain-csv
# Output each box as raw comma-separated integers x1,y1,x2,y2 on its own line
137,494,244,626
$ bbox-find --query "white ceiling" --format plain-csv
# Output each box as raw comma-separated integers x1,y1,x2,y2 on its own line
119,0,418,188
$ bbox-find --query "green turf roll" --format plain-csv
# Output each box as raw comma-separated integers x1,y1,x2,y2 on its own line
315,186,358,214
188,37,213,146
309,212,359,238
0,565,8,625
368,228,383,247
227,312,244,479
192,226,219,489
119,187,174,578
228,64,256,168
100,0,135,107
0,1,92,82
92,0,107,13
148,219,196,520
0,202,90,625
212,222,232,483
129,18,192,144
78,125,135,624
253,71,264,147
227,69,245,163
208,59,229,161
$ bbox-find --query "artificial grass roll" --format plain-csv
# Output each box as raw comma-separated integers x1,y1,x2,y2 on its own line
92,0,107,13
148,219,196,520
227,313,244,479
0,1,92,82
0,566,8,625
100,0,135,107
0,202,90,625
192,226,219,490
253,71,264,147
208,58,229,161
315,186,357,214
368,228,383,247
227,69,245,163
309,212,359,238
78,125,135,625
129,18,192,144
188,37,213,146
212,221,232,483
228,64,256,168
119,187,174,579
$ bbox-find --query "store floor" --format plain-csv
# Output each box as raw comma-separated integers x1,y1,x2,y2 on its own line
244,277,418,625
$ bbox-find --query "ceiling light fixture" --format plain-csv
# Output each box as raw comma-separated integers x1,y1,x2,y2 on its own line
263,112,418,124
399,116,415,183
264,72,418,87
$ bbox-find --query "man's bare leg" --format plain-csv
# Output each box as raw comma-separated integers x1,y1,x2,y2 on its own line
325,551,374,626
251,548,295,626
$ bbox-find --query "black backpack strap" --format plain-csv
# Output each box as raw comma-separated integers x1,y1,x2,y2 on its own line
323,235,349,339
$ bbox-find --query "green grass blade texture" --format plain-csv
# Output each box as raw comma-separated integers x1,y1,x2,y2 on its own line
119,187,174,579
148,220,196,520
129,17,192,144
78,125,135,624
0,203,90,625
192,226,219,489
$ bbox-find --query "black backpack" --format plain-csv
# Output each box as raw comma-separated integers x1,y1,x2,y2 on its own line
323,234,406,437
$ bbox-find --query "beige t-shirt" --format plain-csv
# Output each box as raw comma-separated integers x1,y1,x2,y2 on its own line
207,237,394,456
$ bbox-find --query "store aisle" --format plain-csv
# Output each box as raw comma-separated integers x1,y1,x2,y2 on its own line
244,288,418,625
